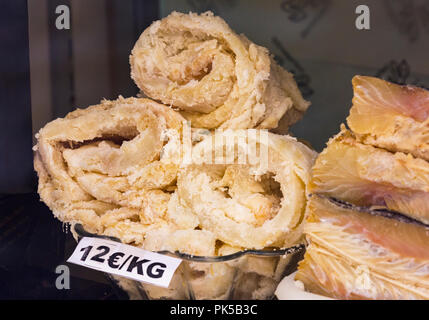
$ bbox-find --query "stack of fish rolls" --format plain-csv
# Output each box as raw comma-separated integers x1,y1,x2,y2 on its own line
34,11,316,300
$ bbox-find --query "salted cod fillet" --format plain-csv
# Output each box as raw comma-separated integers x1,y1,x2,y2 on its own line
310,128,429,225
347,76,429,161
296,196,429,300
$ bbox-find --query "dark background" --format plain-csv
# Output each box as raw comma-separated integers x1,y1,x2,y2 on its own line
0,0,158,299
1,0,159,196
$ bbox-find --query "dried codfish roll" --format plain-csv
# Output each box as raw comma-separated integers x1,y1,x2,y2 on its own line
347,76,429,161
296,196,429,300
34,97,185,242
310,128,429,225
130,11,309,130
35,97,315,300
174,130,317,250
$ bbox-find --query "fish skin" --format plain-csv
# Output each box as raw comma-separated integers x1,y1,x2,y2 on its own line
308,196,429,261
297,243,429,300
296,196,429,300
347,75,429,161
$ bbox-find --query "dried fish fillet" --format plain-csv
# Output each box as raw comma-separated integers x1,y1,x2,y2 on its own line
296,196,429,300
296,75,429,300
310,129,429,225
130,11,309,130
347,76,429,161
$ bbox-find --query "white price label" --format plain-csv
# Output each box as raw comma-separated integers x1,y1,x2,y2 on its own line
67,237,182,288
